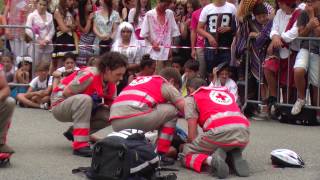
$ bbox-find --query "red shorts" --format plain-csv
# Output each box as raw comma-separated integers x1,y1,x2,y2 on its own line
263,53,297,87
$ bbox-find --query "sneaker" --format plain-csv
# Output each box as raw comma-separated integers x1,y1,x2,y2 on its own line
210,148,229,179
40,103,49,110
228,148,249,177
159,155,175,166
291,98,306,115
267,96,277,115
73,146,92,157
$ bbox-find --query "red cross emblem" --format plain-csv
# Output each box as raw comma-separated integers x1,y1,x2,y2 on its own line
216,93,226,101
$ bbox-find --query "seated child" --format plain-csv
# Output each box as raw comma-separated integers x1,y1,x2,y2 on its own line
0,53,15,83
209,63,239,103
52,52,80,89
171,56,185,75
182,78,250,179
14,57,32,84
128,54,156,84
16,62,52,109
181,60,200,96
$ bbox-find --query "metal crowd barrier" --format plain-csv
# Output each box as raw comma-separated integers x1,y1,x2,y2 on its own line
0,25,36,89
242,37,320,112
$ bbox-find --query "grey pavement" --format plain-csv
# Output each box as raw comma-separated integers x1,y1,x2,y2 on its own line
0,107,320,180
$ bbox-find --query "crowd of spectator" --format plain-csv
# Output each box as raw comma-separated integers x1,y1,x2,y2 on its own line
0,0,319,121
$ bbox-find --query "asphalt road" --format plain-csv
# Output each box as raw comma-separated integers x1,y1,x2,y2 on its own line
0,107,320,180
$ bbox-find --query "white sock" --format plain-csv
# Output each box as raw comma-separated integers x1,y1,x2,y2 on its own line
206,156,213,166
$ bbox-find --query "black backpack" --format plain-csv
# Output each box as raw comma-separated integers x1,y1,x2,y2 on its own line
276,106,319,126
73,129,177,180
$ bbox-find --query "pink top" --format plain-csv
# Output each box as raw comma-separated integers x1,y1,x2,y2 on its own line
190,8,205,48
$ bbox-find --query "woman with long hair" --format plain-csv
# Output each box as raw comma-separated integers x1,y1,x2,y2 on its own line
52,0,78,72
128,0,151,41
76,0,96,66
93,0,120,55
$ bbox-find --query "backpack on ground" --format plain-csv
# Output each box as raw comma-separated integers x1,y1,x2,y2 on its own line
72,129,177,180
276,106,319,126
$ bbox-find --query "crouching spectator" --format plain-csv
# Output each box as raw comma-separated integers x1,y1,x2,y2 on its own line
0,63,15,162
263,0,300,114
292,0,320,115
17,62,52,110
52,52,79,89
210,63,239,104
182,78,250,179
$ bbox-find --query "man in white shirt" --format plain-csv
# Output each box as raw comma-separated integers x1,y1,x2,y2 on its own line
140,0,180,72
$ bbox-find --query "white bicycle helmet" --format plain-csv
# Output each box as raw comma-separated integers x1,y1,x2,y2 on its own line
270,149,305,168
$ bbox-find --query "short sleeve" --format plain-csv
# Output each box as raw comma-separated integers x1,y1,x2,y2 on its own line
169,11,180,37
161,82,183,104
140,12,150,38
57,67,65,73
185,96,199,120
48,76,53,86
112,11,121,23
199,6,208,23
128,8,135,24
29,77,38,89
190,11,198,30
66,71,94,94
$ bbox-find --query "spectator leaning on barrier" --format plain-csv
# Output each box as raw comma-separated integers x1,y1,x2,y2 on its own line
197,0,237,77
25,0,55,67
140,0,180,72
263,0,300,115
0,63,15,160
190,0,210,79
93,0,120,55
3,0,35,57
51,52,127,157
75,0,96,66
292,0,320,115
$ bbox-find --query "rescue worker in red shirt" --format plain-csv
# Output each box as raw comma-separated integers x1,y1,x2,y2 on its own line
182,78,250,179
0,63,15,166
110,67,185,162
51,52,127,157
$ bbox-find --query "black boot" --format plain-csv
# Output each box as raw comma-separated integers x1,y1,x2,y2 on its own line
210,148,229,179
73,146,92,157
63,126,74,142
